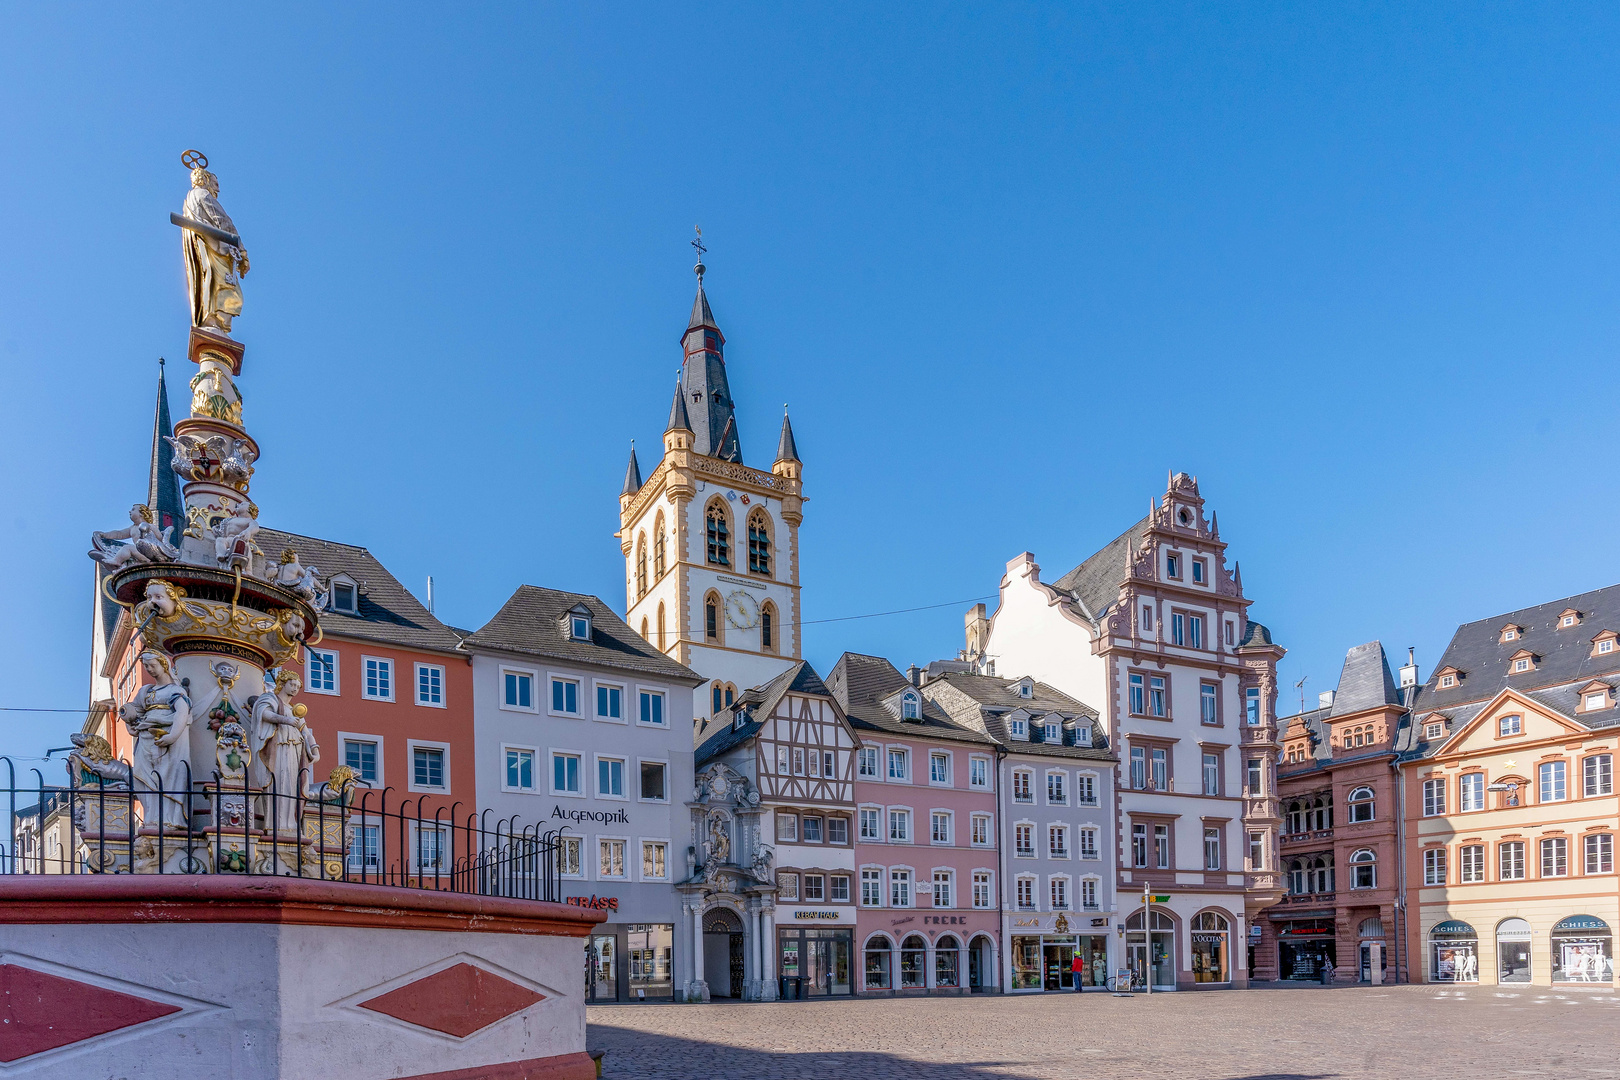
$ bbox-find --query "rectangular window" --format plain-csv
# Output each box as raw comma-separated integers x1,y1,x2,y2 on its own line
1012,770,1033,802
887,749,908,781
637,690,665,726
808,750,819,777
777,746,790,774
823,751,835,777
777,814,799,842
504,671,532,709
1050,877,1069,910
1076,773,1097,806
1246,757,1263,795
1192,558,1206,584
555,836,582,877
1459,844,1485,883
412,746,444,789
347,824,379,873
642,840,668,880
1499,840,1525,880
827,817,848,845
1585,754,1614,797
1015,823,1034,857
1202,752,1220,796
1460,773,1485,812
1203,826,1221,871
830,875,850,902
1079,828,1098,860
793,748,805,775
1151,748,1168,791
1048,824,1068,859
1081,878,1098,910
802,816,823,843
414,826,447,872
930,752,950,784
932,871,952,908
308,649,337,693
1248,831,1264,870
1047,772,1067,805
1149,677,1167,717
1015,877,1035,909
969,757,989,789
931,812,951,844
1423,848,1446,885
1422,778,1446,816
1129,747,1145,790
803,874,825,901
1172,613,1185,646
1226,621,1235,647
1499,715,1522,736
1154,824,1170,869
888,810,911,843
343,739,378,784
971,814,990,845
597,757,625,797
858,747,878,777
364,658,392,701
1132,823,1148,868
1585,833,1613,875
972,871,992,909
640,760,667,801
1129,673,1145,715
551,677,579,715
1540,761,1567,803
776,872,799,901
890,870,912,908
599,839,626,879
416,664,444,706
552,752,581,794
861,868,883,906
1166,553,1179,579
1245,687,1261,725
1541,837,1568,877
1142,605,1154,632
1200,682,1218,725
859,808,881,841
1189,616,1204,650
504,747,534,791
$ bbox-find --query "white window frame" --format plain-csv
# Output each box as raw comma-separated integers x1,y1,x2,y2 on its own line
1048,822,1069,860
858,805,883,842
594,754,629,801
1080,875,1100,910
306,647,340,696
857,746,879,777
638,837,672,882
971,870,994,909
555,835,584,879
1045,769,1068,806
1540,761,1568,803
887,806,913,843
931,868,954,908
405,738,450,794
1013,820,1036,859
596,835,630,881
930,809,952,845
968,755,991,789
929,750,953,786
1011,768,1034,804
410,821,452,874
636,687,667,727
548,673,583,718
1015,875,1037,910
887,746,910,782
859,866,885,907
500,742,539,794
636,757,670,803
414,662,446,708
1079,827,1100,860
327,575,360,615
777,812,799,842
593,679,627,724
1049,874,1071,911
970,813,992,847
550,748,585,798
362,655,395,703
1076,771,1099,807
499,666,539,713
337,731,383,787
889,866,914,908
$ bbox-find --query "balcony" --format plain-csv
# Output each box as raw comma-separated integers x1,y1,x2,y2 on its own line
1281,829,1334,845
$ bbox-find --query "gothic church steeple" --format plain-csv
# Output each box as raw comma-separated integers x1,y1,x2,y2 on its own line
678,269,742,463
147,359,184,540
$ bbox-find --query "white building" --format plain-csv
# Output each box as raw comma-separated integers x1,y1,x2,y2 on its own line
463,586,704,1003
617,266,804,715
977,472,1285,989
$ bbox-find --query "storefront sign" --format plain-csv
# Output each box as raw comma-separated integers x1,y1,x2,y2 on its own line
553,805,631,825
793,910,844,921
1277,922,1334,937
1250,924,1263,940
1091,918,1109,928
1192,933,1226,944
567,895,620,911
922,915,972,926
1012,918,1040,928
1552,916,1611,934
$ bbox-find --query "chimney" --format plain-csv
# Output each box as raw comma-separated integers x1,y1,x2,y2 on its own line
1318,690,1336,710
964,603,989,660
427,576,435,614
1399,648,1419,690
906,664,921,688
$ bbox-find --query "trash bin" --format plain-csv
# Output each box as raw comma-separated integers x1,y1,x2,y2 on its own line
1320,964,1334,986
779,976,804,1000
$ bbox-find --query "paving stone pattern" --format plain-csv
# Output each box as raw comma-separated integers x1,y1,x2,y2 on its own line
588,986,1620,1080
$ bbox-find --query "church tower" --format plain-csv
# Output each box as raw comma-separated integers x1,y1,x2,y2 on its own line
618,244,804,717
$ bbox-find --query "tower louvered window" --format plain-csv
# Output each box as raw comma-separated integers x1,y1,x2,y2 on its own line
635,536,648,598
653,515,667,577
747,510,771,574
706,505,730,567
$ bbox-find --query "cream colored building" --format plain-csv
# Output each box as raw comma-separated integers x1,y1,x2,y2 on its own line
1401,587,1619,987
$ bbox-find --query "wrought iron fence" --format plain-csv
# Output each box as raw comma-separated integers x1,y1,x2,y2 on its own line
0,756,565,903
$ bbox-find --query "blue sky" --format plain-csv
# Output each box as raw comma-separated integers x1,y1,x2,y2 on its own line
3,4,1619,764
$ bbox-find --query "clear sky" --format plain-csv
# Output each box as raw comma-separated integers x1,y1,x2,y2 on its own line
3,4,1619,765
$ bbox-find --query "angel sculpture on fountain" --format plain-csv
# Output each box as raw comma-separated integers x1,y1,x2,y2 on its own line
177,151,249,335
89,504,181,568
211,501,260,570
271,548,325,607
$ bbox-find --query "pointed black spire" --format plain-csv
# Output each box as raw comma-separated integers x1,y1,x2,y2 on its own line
676,236,742,462
775,406,800,464
666,379,692,433
622,442,643,497
148,359,183,540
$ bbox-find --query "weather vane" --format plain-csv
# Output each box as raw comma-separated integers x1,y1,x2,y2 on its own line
692,226,707,280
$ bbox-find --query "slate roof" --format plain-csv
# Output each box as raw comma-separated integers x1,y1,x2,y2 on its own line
621,446,642,497
826,653,996,746
464,585,702,683
694,661,835,764
259,528,463,654
678,281,742,463
1051,516,1151,619
927,672,1113,762
776,412,800,464
1238,621,1274,647
1330,642,1402,715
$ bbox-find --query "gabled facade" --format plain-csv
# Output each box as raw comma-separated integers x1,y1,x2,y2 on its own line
617,267,805,715
1400,584,1620,987
827,653,1003,996
979,472,1284,989
686,661,860,1001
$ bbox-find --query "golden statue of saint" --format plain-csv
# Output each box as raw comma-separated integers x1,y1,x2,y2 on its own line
181,160,249,334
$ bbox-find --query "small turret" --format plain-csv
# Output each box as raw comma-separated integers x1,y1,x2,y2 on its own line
620,442,643,505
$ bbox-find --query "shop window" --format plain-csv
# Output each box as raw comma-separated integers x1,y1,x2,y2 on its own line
1429,921,1479,983
899,936,927,989
1550,916,1613,983
935,935,961,987
864,937,893,989
1191,911,1229,984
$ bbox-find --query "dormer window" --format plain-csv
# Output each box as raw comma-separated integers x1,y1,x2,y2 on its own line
1500,624,1523,644
1508,649,1536,674
562,603,593,642
1017,678,1033,699
1009,718,1027,740
1043,722,1061,743
901,692,920,721
1559,609,1582,629
1579,682,1612,713
1074,725,1093,748
1440,675,1455,689
1435,666,1462,690
1593,631,1618,658
329,578,358,615
1424,721,1445,741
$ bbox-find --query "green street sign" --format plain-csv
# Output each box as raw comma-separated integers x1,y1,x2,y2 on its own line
1148,894,1171,903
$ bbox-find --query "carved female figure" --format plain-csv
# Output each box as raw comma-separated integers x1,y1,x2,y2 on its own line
182,165,249,334
118,650,194,829
90,504,180,568
250,669,320,833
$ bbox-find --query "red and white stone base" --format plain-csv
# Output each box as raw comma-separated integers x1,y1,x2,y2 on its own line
0,877,604,1079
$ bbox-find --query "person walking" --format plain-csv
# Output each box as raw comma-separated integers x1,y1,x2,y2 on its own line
1071,952,1085,993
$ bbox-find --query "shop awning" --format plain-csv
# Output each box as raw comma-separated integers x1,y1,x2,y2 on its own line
1429,920,1477,938
1552,915,1611,935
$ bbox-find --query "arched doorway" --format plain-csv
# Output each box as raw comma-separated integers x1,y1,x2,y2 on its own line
1125,909,1176,990
1190,911,1230,984
967,933,996,992
1550,915,1612,983
703,907,745,998
1496,918,1531,983
1428,920,1478,983
934,934,962,990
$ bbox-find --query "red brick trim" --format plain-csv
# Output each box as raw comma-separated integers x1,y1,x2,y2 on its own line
0,877,606,937
396,1051,599,1080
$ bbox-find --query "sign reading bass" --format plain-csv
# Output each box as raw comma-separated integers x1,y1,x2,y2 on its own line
567,895,620,911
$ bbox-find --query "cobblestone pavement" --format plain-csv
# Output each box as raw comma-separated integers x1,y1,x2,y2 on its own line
588,985,1620,1080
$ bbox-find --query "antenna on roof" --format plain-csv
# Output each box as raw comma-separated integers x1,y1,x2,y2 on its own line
1294,675,1308,717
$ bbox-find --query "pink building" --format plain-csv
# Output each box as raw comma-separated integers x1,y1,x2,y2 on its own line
828,654,1002,994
